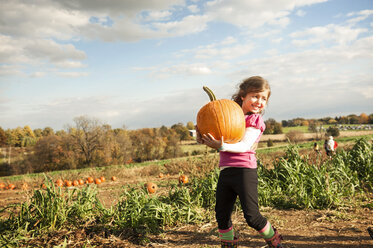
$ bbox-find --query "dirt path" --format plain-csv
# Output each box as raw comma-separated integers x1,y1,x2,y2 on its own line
145,207,373,248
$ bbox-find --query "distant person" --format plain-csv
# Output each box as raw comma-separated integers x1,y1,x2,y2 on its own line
324,136,337,157
196,76,284,248
313,142,320,154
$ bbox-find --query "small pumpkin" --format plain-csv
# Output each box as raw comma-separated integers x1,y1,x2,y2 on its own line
94,178,101,184
78,179,85,185
158,173,164,178
87,177,94,184
111,176,117,181
179,175,189,184
65,180,72,187
72,180,79,186
100,176,105,183
56,179,63,187
145,182,157,194
197,86,245,144
8,183,16,190
41,183,47,189
0,182,6,189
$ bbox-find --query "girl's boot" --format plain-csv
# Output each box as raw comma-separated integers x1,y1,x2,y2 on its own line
220,235,239,248
264,228,284,248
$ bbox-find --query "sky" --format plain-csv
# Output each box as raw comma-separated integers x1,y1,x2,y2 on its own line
0,0,372,131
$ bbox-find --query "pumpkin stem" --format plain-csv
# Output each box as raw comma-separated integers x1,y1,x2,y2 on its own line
203,86,216,101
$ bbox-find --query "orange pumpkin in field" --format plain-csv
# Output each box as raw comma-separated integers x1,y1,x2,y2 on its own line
145,182,157,194
179,175,189,184
8,183,16,190
197,86,245,144
100,176,105,183
111,176,117,181
72,180,79,186
56,179,63,187
65,180,72,187
78,179,85,185
94,178,101,184
87,177,94,184
0,182,5,189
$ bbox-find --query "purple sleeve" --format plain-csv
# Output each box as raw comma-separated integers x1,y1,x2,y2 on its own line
245,114,266,132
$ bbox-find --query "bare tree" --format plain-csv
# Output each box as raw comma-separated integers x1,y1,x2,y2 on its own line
68,116,103,166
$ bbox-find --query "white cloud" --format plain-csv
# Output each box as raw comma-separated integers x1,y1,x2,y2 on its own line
0,65,24,77
290,24,367,47
0,1,88,40
205,0,326,28
188,5,200,13
296,10,306,17
0,35,87,75
56,72,89,77
30,72,46,78
228,34,373,121
141,10,173,21
346,9,373,25
220,36,237,45
159,63,212,76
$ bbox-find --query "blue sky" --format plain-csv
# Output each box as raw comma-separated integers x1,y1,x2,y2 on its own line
1,0,372,130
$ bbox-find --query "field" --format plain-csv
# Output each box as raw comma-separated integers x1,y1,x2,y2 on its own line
0,131,372,248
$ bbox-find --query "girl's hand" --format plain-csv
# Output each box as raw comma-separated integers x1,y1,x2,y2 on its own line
195,126,204,144
202,133,223,150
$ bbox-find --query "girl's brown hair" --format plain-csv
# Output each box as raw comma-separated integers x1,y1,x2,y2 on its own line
232,76,271,109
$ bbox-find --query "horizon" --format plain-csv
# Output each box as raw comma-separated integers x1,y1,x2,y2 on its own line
1,0,373,130
1,112,371,132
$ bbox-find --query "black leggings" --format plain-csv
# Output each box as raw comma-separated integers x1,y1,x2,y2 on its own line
215,167,267,231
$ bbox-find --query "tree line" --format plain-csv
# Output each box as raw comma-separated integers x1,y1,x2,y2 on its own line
0,113,371,176
263,113,372,135
0,116,194,176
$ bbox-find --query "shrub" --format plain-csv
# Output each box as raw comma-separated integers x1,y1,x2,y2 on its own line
326,126,340,137
285,130,304,143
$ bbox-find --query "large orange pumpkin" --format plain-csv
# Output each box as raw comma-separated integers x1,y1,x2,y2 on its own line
197,86,245,144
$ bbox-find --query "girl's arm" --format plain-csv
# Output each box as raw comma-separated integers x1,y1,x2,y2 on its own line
220,127,260,153
202,127,261,153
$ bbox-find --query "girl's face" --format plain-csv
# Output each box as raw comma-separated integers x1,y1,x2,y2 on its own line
241,90,269,114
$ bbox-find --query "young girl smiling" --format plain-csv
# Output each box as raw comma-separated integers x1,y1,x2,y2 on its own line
197,76,284,248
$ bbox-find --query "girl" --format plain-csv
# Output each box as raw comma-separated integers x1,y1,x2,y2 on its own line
197,76,284,248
